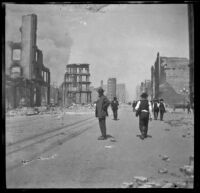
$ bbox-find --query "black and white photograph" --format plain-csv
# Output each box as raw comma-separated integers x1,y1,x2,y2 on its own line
4,3,194,188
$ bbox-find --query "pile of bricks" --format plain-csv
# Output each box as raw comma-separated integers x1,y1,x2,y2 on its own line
121,155,194,188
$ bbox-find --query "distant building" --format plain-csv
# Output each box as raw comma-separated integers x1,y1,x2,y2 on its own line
90,86,98,103
136,84,141,100
139,80,151,100
107,78,117,101
62,63,92,105
116,84,126,103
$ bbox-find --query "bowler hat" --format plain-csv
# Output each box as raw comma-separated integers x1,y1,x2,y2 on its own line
97,87,104,93
160,98,164,101
140,92,148,98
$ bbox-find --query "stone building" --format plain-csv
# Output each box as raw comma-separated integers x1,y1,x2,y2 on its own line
151,52,189,106
62,63,92,105
188,4,194,108
5,14,50,109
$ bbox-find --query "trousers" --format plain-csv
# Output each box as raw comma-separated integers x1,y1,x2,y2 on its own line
98,118,106,137
160,110,165,120
154,110,159,120
112,110,118,120
139,111,149,137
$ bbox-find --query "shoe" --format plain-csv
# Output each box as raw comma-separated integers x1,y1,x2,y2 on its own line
140,135,145,140
98,136,106,140
143,133,147,138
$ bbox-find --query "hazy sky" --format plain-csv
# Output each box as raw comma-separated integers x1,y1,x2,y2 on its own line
5,4,189,100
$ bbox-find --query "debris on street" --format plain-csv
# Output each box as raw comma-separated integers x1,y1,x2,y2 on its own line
161,182,175,188
110,138,116,142
6,104,96,117
159,154,170,162
105,145,113,149
189,155,194,165
179,165,193,176
133,176,148,183
121,182,134,188
21,159,35,165
158,168,168,174
37,154,57,161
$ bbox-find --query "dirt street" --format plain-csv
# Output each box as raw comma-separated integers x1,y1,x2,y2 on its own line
6,105,194,188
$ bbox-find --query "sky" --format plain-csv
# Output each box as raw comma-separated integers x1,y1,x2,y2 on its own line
5,4,189,100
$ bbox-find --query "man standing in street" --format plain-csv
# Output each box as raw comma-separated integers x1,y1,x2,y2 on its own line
159,98,166,121
95,87,110,140
111,97,119,120
153,99,160,120
135,92,153,140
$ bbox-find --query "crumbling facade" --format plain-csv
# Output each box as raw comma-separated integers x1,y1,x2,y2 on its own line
188,4,194,108
6,14,50,109
151,52,189,106
62,64,91,105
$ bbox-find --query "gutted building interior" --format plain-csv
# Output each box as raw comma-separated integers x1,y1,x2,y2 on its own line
6,14,50,109
62,64,92,105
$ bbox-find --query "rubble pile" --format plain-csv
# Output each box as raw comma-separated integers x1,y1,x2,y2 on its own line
121,154,194,189
63,103,95,114
121,177,191,188
6,104,95,117
179,155,194,187
121,176,162,188
6,107,39,117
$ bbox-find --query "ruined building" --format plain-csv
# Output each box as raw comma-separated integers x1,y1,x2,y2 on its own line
6,14,50,109
151,52,189,106
62,64,92,105
188,4,194,107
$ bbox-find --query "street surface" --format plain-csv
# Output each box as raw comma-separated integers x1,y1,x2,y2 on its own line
6,104,194,188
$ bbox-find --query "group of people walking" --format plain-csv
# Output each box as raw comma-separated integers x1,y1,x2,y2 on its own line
151,98,166,121
95,87,166,141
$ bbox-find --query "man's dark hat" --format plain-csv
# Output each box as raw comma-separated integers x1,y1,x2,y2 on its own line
140,92,148,98
97,87,104,93
160,98,164,101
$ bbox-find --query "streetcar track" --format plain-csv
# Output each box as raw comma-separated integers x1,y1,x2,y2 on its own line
6,116,43,125
6,123,96,172
7,116,94,147
6,117,96,156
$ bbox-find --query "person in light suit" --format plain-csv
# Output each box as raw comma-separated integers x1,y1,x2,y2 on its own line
135,92,153,140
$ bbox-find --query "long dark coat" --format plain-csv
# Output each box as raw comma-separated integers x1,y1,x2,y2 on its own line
95,95,110,118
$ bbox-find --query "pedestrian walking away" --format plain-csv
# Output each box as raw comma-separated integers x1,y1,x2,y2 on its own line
186,101,191,114
153,99,159,120
158,98,166,121
132,100,137,112
135,92,153,140
111,97,119,120
95,87,110,140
